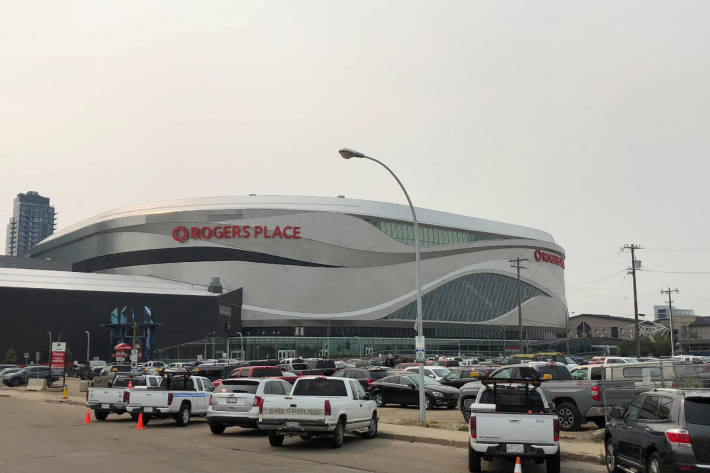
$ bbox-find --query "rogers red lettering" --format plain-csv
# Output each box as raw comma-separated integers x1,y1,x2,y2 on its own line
171,224,302,242
534,249,565,269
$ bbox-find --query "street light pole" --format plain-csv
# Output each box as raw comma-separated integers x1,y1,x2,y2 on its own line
338,147,426,423
46,330,52,384
84,331,90,363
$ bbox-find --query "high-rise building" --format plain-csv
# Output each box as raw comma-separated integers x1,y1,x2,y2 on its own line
5,191,56,256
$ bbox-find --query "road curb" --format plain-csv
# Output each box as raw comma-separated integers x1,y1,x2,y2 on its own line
46,399,86,407
378,430,600,464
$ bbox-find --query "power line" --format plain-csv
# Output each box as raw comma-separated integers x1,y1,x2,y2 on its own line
644,247,710,252
643,270,710,275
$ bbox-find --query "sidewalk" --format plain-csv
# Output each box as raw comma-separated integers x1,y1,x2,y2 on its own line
1,386,603,464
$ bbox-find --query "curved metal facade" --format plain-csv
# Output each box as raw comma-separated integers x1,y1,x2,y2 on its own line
29,195,568,335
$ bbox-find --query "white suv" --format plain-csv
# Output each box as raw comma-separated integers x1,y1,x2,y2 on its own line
207,377,293,434
404,366,451,381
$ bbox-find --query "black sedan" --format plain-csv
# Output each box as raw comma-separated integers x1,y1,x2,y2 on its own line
604,389,710,473
370,373,459,409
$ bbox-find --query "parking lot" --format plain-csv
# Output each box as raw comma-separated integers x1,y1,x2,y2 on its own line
0,395,604,473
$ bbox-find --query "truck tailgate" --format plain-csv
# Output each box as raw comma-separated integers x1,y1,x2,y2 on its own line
475,413,556,444
88,388,124,405
261,396,327,422
127,390,169,408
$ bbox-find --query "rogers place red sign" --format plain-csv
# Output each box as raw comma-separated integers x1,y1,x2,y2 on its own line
534,249,565,269
172,225,301,243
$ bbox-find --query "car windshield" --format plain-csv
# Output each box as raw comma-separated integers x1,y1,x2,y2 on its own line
430,368,450,377
218,380,259,394
291,363,310,371
368,370,393,380
292,379,347,396
408,376,440,386
479,388,545,413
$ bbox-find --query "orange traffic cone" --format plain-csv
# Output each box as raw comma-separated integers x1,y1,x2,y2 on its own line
135,412,145,430
513,456,522,473
83,408,92,424
128,380,133,389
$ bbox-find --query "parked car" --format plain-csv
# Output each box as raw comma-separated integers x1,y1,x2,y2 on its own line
91,364,133,387
229,365,284,378
142,360,166,375
403,365,452,381
468,379,560,473
439,368,489,389
370,373,459,409
331,367,396,391
2,366,61,386
459,362,637,431
125,370,214,426
257,376,378,448
0,364,18,371
303,359,337,376
207,377,293,433
0,367,21,377
604,388,710,473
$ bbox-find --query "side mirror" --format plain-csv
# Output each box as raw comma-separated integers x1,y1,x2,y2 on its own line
548,402,555,411
410,384,417,389
609,408,621,419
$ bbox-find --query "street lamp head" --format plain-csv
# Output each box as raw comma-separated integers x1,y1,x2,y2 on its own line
338,148,366,160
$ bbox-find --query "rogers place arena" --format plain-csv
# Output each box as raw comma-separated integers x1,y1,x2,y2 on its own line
1,195,567,360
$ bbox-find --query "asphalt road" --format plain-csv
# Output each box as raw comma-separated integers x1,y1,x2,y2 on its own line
0,397,605,473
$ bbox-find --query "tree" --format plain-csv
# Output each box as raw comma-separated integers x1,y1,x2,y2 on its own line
3,347,17,364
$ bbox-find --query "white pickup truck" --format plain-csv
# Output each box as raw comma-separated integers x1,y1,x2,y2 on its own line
125,371,214,426
468,379,560,473
257,376,378,448
87,374,162,421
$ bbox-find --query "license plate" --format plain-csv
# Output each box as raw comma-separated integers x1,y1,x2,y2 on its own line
101,404,110,409
286,421,300,428
506,444,524,454
226,398,237,403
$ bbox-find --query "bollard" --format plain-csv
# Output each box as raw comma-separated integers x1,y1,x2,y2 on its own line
62,385,68,399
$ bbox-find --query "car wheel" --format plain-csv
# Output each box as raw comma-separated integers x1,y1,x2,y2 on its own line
545,452,561,473
175,403,191,427
593,417,606,429
10,378,22,387
94,410,108,421
131,413,140,422
647,452,662,473
555,402,582,431
468,445,481,472
447,405,456,409
141,415,151,426
374,393,385,407
605,439,621,473
362,413,378,439
209,423,226,434
330,418,345,448
268,431,284,447
400,403,408,408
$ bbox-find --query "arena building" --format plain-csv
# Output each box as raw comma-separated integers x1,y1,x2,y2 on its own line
1,195,567,360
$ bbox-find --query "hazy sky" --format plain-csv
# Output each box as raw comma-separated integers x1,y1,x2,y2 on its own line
2,1,709,320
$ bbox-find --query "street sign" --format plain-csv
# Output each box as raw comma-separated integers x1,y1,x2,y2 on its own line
23,352,29,359
52,342,66,352
131,360,138,369
130,349,138,362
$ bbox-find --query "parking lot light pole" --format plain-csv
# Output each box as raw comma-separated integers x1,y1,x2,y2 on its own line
84,331,90,363
338,147,426,423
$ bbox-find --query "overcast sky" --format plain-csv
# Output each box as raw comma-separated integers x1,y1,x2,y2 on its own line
2,1,709,320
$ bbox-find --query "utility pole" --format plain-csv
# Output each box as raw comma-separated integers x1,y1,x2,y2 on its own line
661,287,679,356
510,258,528,354
622,244,642,357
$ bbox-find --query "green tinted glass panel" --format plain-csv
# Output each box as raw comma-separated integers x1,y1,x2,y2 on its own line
362,218,504,247
385,273,545,323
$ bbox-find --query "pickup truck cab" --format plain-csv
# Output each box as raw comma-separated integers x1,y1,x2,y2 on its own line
468,379,560,473
257,376,378,448
125,370,214,426
87,374,162,420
